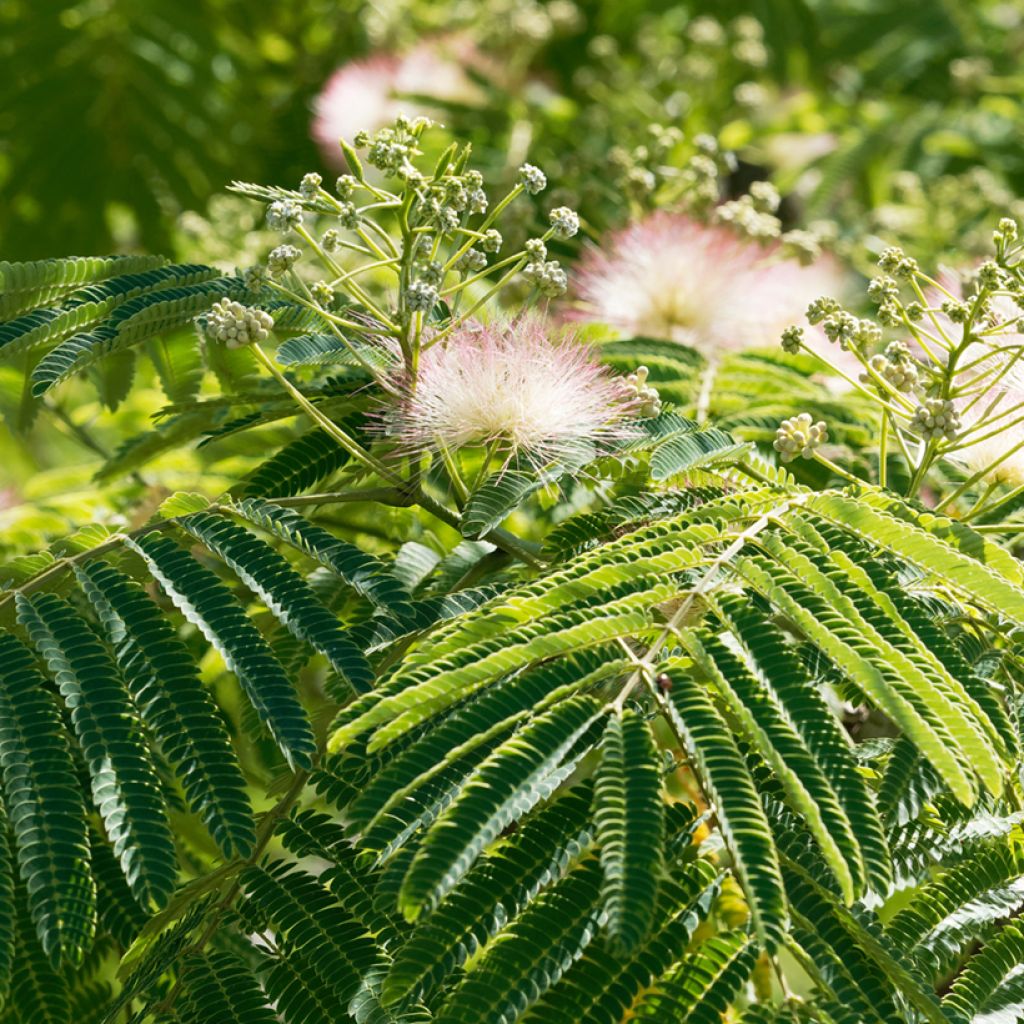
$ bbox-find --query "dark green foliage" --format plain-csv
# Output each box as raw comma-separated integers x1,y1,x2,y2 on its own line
15,592,177,910
178,510,373,692
75,560,256,859
242,429,353,499
0,635,95,966
126,532,317,770
592,710,665,954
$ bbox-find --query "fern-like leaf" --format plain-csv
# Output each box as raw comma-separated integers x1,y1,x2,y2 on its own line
397,696,606,920
178,510,373,692
592,709,665,954
125,533,316,770
662,661,787,952
0,634,95,967
75,560,256,858
15,594,176,910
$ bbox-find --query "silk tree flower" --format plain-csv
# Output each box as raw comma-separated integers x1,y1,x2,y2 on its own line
573,212,849,366
377,317,641,466
312,37,486,167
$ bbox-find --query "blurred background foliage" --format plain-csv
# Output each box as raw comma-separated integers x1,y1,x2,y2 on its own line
4,0,1024,547
4,0,1024,260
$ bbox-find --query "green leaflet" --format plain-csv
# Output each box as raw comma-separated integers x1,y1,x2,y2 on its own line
397,695,606,919
662,660,787,952
8,894,71,1024
177,951,279,1024
803,491,1024,621
382,786,596,1006
0,635,96,967
230,498,412,615
0,255,168,319
31,277,244,395
242,428,353,498
715,596,891,893
75,560,256,859
631,931,758,1023
241,862,380,1009
592,710,665,954
15,593,177,910
0,815,12,1007
682,628,864,904
335,597,652,753
738,553,982,805
0,264,218,360
432,859,605,1024
887,841,1024,976
124,533,317,771
178,509,373,692
520,859,722,1024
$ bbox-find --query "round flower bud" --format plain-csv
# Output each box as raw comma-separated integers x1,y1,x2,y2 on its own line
267,244,301,276
523,259,568,297
912,397,960,441
204,298,274,348
338,202,359,229
336,175,358,199
481,229,503,254
299,172,322,199
625,365,662,417
321,229,341,252
405,280,439,313
780,325,804,354
311,281,335,306
266,199,303,233
549,206,580,239
773,413,828,462
749,180,780,214
455,248,488,274
242,265,268,291
524,238,548,262
806,296,841,325
518,163,547,195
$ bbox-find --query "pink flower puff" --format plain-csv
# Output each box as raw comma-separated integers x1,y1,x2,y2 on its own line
573,212,848,365
312,36,487,167
376,317,641,467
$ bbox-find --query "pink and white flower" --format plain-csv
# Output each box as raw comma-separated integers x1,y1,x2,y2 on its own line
378,317,639,465
312,37,486,167
573,212,848,365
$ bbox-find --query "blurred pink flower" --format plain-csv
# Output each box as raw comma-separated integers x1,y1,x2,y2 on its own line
312,37,486,167
573,212,848,366
378,316,638,466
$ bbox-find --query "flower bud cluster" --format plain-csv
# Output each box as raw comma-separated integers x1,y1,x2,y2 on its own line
523,256,568,297
774,413,828,462
356,115,433,178
913,398,960,441
780,325,804,354
267,244,301,276
299,172,322,199
624,365,662,417
311,281,335,307
266,200,303,233
518,164,547,195
821,310,881,351
779,230,821,266
203,298,273,348
404,280,439,313
860,341,918,393
878,246,919,279
549,207,579,239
